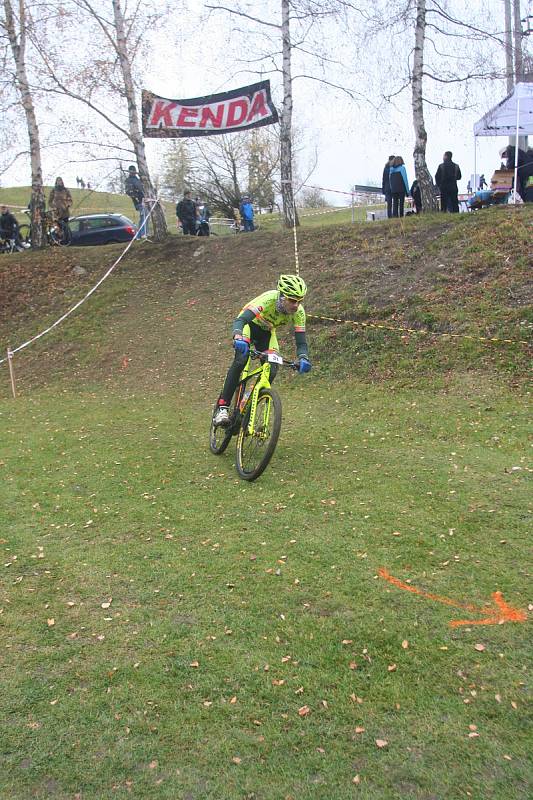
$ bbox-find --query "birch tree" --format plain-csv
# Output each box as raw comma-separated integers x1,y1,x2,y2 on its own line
1,0,46,247
206,1,350,228
33,0,169,239
412,0,438,211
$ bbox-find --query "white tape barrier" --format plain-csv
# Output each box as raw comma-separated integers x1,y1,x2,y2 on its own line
0,199,160,367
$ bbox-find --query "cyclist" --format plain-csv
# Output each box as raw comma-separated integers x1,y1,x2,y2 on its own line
213,274,312,427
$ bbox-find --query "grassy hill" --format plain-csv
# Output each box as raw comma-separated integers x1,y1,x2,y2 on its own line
0,206,531,800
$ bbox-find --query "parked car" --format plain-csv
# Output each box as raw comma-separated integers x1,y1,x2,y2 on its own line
69,213,137,246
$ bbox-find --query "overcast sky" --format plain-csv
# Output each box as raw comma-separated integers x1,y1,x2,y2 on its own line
3,0,531,203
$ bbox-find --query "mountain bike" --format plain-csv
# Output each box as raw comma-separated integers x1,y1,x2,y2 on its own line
209,348,298,481
16,210,72,247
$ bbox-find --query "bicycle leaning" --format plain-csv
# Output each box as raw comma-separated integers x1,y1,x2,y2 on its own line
209,348,297,481
15,210,72,248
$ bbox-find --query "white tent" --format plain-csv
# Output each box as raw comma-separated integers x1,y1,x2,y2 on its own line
473,82,533,203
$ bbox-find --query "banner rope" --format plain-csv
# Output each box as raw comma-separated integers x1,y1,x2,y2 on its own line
0,197,161,367
307,312,531,347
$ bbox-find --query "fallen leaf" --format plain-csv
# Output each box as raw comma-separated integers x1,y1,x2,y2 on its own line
101,600,112,609
388,664,397,672
511,701,518,710
468,732,480,738
298,705,311,717
190,661,199,668
148,760,158,769
349,662,358,670
229,696,237,704
375,739,388,748
468,724,477,731
47,618,55,627
474,643,485,652
342,639,353,645
355,726,365,734
232,756,241,765
352,775,361,784
401,640,409,649
495,694,502,703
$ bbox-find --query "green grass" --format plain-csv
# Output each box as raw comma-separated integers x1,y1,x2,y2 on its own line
0,202,531,798
0,378,531,800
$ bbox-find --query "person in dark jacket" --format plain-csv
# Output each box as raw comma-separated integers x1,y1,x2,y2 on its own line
382,155,395,218
125,165,148,238
505,146,533,203
389,156,410,218
435,151,461,213
410,180,422,214
0,205,25,250
176,191,198,235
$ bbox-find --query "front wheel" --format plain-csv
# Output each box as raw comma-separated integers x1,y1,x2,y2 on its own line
209,404,234,455
236,388,282,481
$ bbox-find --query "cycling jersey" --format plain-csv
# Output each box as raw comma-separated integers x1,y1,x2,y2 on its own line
233,289,308,358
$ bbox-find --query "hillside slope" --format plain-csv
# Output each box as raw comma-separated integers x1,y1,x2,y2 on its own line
0,206,531,398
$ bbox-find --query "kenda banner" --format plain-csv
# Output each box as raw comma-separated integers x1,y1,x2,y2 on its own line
142,80,279,138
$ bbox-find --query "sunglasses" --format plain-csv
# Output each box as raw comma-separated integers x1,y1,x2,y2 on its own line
283,295,302,303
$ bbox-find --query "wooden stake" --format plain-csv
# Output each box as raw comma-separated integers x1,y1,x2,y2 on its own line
7,347,16,399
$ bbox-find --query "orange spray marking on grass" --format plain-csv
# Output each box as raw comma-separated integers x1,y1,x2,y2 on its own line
378,568,527,628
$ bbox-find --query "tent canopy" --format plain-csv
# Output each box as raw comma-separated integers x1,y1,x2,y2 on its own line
474,82,533,137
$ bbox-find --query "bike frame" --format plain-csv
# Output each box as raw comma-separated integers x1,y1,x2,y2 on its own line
237,353,274,436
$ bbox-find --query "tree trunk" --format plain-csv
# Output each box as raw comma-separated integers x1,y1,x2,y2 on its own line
512,0,524,83
4,0,46,247
411,0,438,212
112,0,167,240
280,0,299,228
504,0,514,92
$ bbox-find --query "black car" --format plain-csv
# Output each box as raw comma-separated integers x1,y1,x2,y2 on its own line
69,213,137,246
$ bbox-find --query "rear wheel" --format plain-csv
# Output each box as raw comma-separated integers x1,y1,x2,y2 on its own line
236,388,282,481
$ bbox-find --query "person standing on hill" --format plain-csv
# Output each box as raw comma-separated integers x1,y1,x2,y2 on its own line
382,155,395,218
389,157,410,218
410,180,422,214
435,152,461,213
239,196,255,232
125,165,148,238
49,177,72,225
176,190,198,235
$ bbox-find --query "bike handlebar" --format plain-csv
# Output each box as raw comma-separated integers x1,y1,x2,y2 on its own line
249,348,299,369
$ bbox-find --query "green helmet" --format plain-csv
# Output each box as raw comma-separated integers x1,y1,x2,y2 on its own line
277,274,307,300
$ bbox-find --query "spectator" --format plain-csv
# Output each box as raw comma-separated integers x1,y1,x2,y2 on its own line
0,205,25,250
49,177,73,224
86,181,91,190
176,190,197,235
382,154,395,218
435,152,462,213
478,174,487,190
80,178,86,189
389,156,410,218
125,165,148,238
410,179,422,214
505,146,533,203
197,198,210,236
466,180,472,194
240,195,255,232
